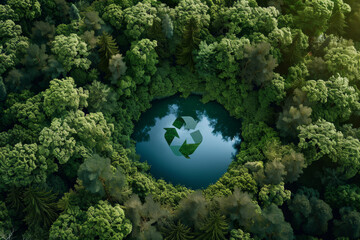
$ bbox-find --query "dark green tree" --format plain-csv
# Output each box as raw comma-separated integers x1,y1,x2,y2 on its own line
176,17,201,71
23,187,58,228
162,220,194,240
98,32,119,74
196,211,229,240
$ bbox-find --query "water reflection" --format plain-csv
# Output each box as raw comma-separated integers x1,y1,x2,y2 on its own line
132,95,242,189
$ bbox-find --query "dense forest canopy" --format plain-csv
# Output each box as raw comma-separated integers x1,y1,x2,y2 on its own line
0,0,360,239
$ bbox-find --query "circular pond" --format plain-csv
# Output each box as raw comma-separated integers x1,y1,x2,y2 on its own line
132,95,242,189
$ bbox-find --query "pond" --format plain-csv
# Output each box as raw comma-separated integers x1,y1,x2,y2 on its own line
132,95,242,189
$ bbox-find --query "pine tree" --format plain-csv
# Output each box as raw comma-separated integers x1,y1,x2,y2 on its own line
196,212,229,240
176,17,201,71
98,32,119,74
327,2,348,36
162,220,194,240
23,187,58,228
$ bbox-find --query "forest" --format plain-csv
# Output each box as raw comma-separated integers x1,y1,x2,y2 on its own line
0,0,360,239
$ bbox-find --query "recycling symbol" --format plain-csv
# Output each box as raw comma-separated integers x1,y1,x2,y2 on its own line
164,116,203,158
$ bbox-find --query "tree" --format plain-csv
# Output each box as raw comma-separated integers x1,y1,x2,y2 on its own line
241,42,278,87
277,88,312,138
176,17,201,71
325,184,360,212
98,32,119,74
82,200,132,240
0,143,47,188
289,0,334,37
23,187,58,228
43,77,89,117
126,38,158,85
109,53,127,84
298,119,360,178
333,207,360,239
51,34,91,72
102,4,123,30
161,220,194,240
7,0,41,21
250,204,294,240
124,194,169,239
78,154,129,202
324,41,360,83
39,110,114,164
86,80,120,113
302,75,360,122
123,0,159,40
211,0,278,37
196,211,229,240
0,201,13,239
288,191,333,236
49,206,84,240
0,20,29,75
217,188,261,231
0,77,6,101
229,229,254,240
326,0,351,36
175,191,209,230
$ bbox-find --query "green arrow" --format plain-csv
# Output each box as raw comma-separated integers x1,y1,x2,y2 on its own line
164,128,179,145
179,140,201,159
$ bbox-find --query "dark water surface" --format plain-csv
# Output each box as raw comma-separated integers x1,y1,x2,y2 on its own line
132,95,242,189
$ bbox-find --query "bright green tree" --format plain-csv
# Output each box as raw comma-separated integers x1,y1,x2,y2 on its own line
126,38,158,85
51,33,91,72
82,200,132,240
43,77,89,117
123,0,159,40
0,143,47,187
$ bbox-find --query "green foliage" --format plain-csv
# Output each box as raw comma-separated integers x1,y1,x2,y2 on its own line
176,17,201,71
289,191,333,236
78,154,129,201
82,200,132,240
123,0,159,40
196,211,229,240
298,119,360,178
302,75,360,122
102,4,123,30
125,194,169,238
49,206,85,240
0,20,29,75
229,229,254,240
323,39,360,83
43,77,89,117
39,110,114,164
289,0,334,37
7,0,41,21
126,38,158,85
109,53,127,84
86,80,119,113
0,143,47,187
333,207,360,239
217,188,261,230
162,220,194,240
98,32,119,73
51,34,91,72
0,200,13,239
250,203,294,240
325,184,360,212
326,0,351,36
23,187,58,228
258,183,291,207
